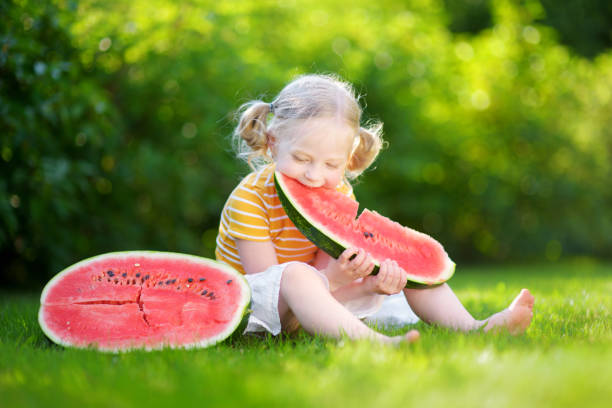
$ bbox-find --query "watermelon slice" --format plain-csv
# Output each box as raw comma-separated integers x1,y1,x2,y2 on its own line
38,251,251,352
275,172,455,287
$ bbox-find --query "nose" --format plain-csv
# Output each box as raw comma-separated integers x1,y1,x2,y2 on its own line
304,164,322,184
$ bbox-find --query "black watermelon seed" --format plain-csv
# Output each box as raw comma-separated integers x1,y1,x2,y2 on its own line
171,279,176,284
166,280,172,285
187,278,193,283
144,275,149,280
226,280,232,284
107,270,114,277
207,291,214,297
158,281,163,285
201,290,208,296
136,273,140,278
122,273,127,278
199,278,206,282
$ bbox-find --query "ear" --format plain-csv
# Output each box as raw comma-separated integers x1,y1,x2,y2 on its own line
266,132,277,157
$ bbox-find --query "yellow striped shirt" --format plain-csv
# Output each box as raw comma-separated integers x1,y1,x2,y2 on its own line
215,164,354,274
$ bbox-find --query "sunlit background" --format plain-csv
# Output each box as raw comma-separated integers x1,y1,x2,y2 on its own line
2,0,611,288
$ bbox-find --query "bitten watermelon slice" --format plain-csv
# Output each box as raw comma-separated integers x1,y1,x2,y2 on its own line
38,251,251,352
275,172,455,287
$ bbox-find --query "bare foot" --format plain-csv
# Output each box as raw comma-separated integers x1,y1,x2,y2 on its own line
388,329,420,344
483,289,535,335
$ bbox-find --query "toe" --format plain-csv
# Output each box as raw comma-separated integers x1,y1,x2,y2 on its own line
405,330,420,343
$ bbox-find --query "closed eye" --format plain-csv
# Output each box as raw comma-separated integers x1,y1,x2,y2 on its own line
292,154,309,163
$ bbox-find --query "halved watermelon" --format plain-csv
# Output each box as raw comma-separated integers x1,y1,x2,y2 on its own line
38,251,251,352
275,172,455,286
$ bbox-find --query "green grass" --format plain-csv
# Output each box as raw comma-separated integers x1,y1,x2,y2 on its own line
2,261,611,408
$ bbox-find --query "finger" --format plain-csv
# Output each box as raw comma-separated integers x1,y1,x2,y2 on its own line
358,261,375,279
387,260,402,291
352,251,372,280
390,261,406,289
379,259,392,287
355,252,374,276
395,263,408,289
384,260,400,293
377,259,387,277
394,268,408,291
388,260,401,287
399,264,409,288
350,248,367,267
365,259,376,276
340,248,359,264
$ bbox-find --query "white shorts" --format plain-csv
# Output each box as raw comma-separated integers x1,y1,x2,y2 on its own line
243,262,417,335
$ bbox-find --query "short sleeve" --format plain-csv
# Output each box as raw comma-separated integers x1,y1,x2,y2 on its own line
224,185,271,242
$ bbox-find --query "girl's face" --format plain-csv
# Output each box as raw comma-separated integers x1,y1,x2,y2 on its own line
272,117,355,189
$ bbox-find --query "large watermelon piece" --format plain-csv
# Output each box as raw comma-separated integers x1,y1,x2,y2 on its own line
38,251,251,352
275,172,455,287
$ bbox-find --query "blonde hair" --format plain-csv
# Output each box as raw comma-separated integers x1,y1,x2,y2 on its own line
232,74,384,179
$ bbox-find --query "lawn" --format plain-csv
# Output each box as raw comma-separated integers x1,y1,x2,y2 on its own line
1,261,611,408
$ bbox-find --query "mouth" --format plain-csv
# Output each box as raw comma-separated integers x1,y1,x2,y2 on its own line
298,179,323,189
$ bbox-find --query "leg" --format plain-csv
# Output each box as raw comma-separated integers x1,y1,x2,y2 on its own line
403,284,534,334
278,263,419,343
403,283,481,331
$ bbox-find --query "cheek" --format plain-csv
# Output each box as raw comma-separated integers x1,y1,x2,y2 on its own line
277,157,302,176
326,169,345,187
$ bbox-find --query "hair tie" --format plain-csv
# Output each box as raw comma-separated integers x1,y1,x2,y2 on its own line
269,103,275,114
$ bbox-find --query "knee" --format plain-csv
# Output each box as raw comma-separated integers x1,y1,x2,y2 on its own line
281,263,326,291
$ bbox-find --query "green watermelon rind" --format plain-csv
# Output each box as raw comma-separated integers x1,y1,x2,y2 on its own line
38,251,251,353
274,172,455,288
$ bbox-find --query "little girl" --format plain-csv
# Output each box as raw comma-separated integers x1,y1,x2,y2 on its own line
215,74,534,343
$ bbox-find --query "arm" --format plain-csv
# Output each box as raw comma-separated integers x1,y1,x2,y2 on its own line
315,249,409,299
239,244,372,304
319,248,374,291
235,239,279,275
235,239,378,317
312,248,377,302
310,248,332,270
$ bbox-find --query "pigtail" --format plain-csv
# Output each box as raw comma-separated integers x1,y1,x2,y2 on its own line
346,123,384,179
233,101,274,169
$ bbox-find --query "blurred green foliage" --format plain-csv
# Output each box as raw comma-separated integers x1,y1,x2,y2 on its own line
443,0,493,34
537,0,612,58
444,0,612,58
2,0,611,288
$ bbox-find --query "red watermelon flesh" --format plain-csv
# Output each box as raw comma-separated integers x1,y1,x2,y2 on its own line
275,172,455,286
39,252,251,351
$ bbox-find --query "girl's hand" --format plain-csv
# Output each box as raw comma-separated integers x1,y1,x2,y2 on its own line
362,259,408,295
324,248,375,289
